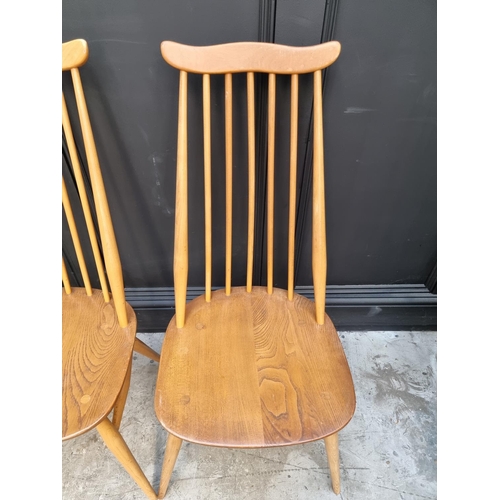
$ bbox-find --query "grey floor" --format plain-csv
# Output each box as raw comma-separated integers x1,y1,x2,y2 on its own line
62,330,437,500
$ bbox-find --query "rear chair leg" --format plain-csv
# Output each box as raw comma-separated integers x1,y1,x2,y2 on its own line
158,434,183,498
324,433,341,495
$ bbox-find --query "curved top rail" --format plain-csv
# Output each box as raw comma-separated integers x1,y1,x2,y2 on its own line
160,40,341,74
62,39,89,71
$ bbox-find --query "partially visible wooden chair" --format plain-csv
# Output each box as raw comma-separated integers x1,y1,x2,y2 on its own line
62,39,159,500
155,41,356,497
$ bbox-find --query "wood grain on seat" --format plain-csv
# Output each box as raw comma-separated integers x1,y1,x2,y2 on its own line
155,287,355,448
62,288,136,440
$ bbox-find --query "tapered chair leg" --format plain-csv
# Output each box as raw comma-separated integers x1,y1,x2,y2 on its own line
324,433,341,495
96,417,156,500
112,358,132,430
134,337,161,362
158,434,183,499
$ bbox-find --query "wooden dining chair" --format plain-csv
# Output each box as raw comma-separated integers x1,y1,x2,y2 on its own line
154,41,356,497
62,39,159,500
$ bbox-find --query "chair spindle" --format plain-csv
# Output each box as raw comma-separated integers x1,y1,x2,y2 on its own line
174,70,189,328
62,177,92,295
247,72,256,293
288,74,299,301
71,67,128,327
225,73,233,296
62,257,71,294
267,73,276,294
203,74,212,302
312,70,327,325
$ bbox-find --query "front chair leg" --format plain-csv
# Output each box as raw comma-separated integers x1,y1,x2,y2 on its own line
134,337,161,362
112,358,132,430
324,433,341,495
158,433,183,499
96,417,157,500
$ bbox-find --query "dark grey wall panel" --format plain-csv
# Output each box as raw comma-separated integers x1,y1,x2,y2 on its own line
296,0,437,285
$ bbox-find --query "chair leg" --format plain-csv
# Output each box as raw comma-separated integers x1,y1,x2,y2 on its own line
134,337,161,362
112,358,132,430
96,417,156,500
324,433,341,495
158,433,183,499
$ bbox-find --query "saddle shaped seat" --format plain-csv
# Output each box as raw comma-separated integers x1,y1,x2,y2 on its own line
156,286,355,448
62,288,136,440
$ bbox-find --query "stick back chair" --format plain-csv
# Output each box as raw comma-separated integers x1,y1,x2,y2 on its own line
62,39,159,500
155,40,356,497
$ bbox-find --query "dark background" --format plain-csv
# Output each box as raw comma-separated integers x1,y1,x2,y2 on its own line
62,0,437,331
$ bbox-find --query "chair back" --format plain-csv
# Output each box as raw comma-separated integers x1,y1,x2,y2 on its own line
62,39,128,327
161,41,341,327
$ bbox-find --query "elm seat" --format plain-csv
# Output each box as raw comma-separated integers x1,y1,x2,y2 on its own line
155,286,355,448
62,288,136,440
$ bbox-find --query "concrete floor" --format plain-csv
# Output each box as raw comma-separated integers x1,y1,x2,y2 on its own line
62,330,437,499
